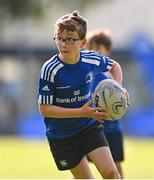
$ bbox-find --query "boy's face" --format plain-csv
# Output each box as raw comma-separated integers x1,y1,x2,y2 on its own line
55,30,86,59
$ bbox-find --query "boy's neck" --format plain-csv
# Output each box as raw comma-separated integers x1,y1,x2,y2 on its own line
59,53,80,64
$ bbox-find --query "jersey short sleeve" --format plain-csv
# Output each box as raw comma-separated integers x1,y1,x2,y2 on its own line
38,55,64,104
101,55,114,71
81,50,114,73
38,77,54,104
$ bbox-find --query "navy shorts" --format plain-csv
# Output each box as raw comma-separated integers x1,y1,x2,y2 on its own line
105,131,124,162
47,122,109,170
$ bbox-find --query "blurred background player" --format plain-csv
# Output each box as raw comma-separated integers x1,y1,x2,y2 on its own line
86,28,125,178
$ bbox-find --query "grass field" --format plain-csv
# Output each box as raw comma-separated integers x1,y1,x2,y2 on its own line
0,136,154,179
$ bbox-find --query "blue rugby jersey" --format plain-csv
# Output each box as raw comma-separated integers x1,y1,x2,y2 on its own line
91,73,123,133
38,50,114,139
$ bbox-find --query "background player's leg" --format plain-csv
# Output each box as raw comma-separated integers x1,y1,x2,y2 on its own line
116,162,123,179
105,132,124,178
88,146,120,179
70,156,94,179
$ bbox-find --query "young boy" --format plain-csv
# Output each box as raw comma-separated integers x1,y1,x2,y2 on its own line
38,10,123,179
86,28,125,178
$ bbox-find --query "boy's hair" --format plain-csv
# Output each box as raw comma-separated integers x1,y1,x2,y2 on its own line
55,10,87,40
86,28,112,51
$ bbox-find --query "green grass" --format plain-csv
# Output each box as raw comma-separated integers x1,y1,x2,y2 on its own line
0,136,154,179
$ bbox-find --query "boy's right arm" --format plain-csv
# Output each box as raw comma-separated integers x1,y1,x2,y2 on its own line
38,99,107,121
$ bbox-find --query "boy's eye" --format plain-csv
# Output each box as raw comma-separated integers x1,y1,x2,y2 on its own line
58,38,73,41
54,37,80,45
58,37,63,41
66,38,74,43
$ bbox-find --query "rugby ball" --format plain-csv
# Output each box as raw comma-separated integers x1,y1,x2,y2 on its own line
93,79,128,120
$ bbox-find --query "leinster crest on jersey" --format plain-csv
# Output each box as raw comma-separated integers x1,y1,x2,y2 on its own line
86,71,93,83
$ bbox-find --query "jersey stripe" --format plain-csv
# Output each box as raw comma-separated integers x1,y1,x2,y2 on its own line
38,95,42,103
82,51,101,57
106,64,113,70
107,59,114,70
102,56,106,63
82,54,101,60
50,95,53,104
108,61,113,66
50,63,64,82
44,59,58,80
108,59,114,65
40,55,57,79
82,58,100,66
38,95,53,104
81,50,101,57
46,61,59,81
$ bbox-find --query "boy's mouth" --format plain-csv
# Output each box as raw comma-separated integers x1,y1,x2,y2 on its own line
61,50,69,53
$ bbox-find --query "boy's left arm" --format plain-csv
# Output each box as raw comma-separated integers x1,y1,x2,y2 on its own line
109,60,130,106
109,60,123,85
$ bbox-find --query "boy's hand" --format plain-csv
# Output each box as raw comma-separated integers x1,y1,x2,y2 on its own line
80,99,108,122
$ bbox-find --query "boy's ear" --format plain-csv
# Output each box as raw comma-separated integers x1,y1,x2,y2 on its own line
81,38,87,49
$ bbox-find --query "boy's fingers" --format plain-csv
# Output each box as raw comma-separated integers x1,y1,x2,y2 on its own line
96,107,107,112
